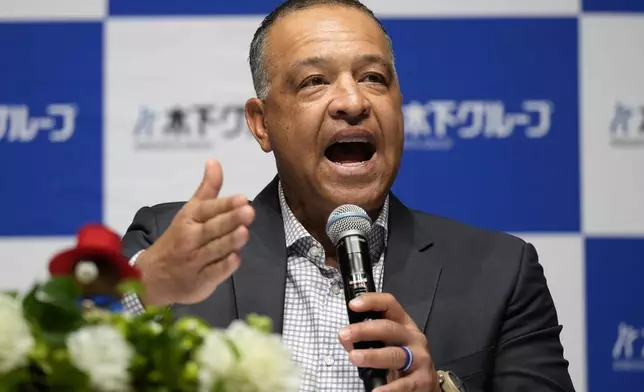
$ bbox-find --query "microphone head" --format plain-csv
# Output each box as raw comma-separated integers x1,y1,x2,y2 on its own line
326,204,372,245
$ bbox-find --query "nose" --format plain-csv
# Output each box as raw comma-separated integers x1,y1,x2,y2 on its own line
328,76,371,125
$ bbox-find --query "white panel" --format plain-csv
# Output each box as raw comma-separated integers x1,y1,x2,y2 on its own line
581,16,644,235
0,237,76,291
104,17,278,235
361,0,580,17
0,0,106,20
511,233,586,392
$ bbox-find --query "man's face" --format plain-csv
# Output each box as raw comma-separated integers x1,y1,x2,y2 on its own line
248,5,404,214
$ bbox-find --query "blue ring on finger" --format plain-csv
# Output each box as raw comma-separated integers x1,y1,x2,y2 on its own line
399,345,413,372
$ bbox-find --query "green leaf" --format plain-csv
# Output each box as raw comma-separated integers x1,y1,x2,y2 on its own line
174,316,210,337
37,276,82,303
29,339,51,372
21,277,84,339
212,379,228,392
246,313,273,334
124,314,182,391
168,318,210,392
0,367,30,391
44,348,90,391
116,279,145,297
181,360,199,384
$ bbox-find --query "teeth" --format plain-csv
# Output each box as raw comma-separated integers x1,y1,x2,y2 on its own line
338,161,366,165
337,138,368,143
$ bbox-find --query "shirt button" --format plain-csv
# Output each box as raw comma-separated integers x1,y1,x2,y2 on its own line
308,247,321,258
323,355,335,366
331,282,342,296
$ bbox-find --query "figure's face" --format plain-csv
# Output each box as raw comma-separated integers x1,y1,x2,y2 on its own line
246,5,404,213
73,258,121,296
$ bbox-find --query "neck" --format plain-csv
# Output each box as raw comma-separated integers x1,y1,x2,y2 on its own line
283,186,337,257
280,182,384,259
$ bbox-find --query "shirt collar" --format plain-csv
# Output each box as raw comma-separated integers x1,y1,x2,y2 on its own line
277,180,389,258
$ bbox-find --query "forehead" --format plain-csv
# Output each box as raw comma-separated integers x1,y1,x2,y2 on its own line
265,5,391,73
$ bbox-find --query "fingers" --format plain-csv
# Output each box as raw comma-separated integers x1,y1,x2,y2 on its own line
198,204,255,246
348,345,410,371
339,319,412,347
197,225,250,263
200,252,241,283
349,293,415,327
192,194,249,223
338,334,353,354
339,293,438,392
349,343,429,372
192,159,224,200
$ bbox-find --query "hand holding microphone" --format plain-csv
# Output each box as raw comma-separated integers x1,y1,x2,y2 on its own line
327,205,441,392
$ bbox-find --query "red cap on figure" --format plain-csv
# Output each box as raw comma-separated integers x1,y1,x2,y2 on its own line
49,224,140,281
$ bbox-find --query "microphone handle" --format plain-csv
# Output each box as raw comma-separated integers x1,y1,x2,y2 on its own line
336,233,388,391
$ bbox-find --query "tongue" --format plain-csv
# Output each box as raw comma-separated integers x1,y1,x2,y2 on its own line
325,142,368,164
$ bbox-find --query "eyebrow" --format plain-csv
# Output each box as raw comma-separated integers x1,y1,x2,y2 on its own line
287,54,395,77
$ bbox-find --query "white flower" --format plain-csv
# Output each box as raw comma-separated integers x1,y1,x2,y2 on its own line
66,325,134,392
195,330,235,392
226,320,301,392
0,294,35,374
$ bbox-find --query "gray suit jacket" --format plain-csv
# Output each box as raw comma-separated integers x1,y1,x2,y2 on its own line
121,176,575,392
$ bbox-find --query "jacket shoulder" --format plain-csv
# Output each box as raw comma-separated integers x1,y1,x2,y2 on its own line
412,208,525,242
408,208,529,265
121,201,186,256
144,201,187,235
147,201,186,218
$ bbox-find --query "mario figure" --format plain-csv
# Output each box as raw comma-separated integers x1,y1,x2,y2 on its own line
48,224,141,313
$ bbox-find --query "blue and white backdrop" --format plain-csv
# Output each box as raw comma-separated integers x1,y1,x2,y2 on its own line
0,1,642,390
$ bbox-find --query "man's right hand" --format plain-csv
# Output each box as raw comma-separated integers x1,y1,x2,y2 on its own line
135,159,255,306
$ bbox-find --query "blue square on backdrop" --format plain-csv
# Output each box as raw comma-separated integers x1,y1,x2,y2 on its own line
586,238,644,391
109,0,279,15
583,0,644,12
0,23,103,236
385,18,580,232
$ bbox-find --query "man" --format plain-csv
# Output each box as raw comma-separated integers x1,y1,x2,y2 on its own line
121,1,576,391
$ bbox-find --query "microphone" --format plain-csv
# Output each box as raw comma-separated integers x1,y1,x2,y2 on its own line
326,204,388,391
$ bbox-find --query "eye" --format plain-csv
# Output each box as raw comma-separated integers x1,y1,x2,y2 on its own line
362,73,388,85
300,75,327,89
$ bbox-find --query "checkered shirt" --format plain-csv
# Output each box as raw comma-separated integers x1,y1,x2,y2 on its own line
122,182,389,392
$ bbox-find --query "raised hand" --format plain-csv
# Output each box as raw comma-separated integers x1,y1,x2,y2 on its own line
136,159,255,306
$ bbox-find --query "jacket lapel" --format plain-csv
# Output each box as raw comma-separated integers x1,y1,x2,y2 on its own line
232,177,288,334
230,182,442,335
383,194,442,333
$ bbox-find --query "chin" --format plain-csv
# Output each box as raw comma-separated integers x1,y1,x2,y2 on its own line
322,181,388,211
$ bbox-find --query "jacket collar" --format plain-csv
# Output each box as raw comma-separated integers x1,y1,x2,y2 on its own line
232,176,441,333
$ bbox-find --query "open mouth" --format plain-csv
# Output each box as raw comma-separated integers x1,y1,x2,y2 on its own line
324,140,376,165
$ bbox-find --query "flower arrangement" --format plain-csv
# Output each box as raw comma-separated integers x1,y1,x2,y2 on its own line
0,224,301,392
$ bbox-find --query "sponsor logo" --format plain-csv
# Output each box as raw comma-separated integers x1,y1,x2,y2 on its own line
0,104,77,143
402,99,553,150
132,103,252,150
613,322,644,371
609,102,644,147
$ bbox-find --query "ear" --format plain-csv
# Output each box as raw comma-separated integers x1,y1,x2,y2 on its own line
245,98,272,153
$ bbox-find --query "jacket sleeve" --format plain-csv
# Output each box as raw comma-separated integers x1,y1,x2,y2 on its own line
491,242,576,392
121,206,159,259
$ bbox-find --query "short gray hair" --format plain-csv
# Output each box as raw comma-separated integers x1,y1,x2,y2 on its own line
248,0,394,100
